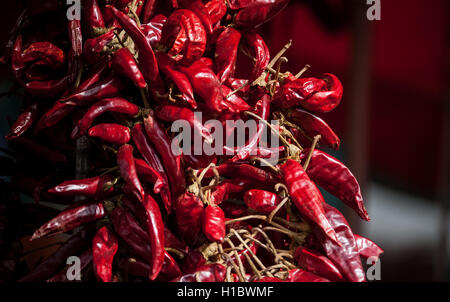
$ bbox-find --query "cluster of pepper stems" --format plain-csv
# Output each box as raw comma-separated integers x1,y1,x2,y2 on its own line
2,0,383,282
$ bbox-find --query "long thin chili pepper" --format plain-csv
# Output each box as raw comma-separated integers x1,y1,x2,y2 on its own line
142,0,157,23
83,0,106,36
48,175,116,199
117,144,145,202
30,202,105,240
242,31,270,83
92,226,119,282
88,123,131,145
294,246,344,282
5,103,38,140
112,47,147,89
25,76,70,97
9,136,68,164
215,27,241,83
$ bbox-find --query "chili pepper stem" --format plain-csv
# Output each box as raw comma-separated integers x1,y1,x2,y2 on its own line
140,87,150,108
303,135,321,171
295,64,311,78
244,110,291,147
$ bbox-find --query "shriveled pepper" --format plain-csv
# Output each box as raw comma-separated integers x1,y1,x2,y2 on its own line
205,0,227,25
117,144,145,202
82,0,106,36
215,27,241,83
88,123,131,145
92,226,119,282
294,246,344,282
300,73,343,113
288,268,330,282
171,263,226,282
5,103,38,140
355,234,384,262
242,31,270,83
244,189,281,214
22,42,65,69
175,192,204,246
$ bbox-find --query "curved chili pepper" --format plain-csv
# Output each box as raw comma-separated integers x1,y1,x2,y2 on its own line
142,0,157,23
30,202,105,241
117,144,146,202
234,0,290,28
184,0,214,35
244,189,281,214
300,73,344,113
25,76,70,97
215,27,241,83
202,205,226,243
181,250,207,273
205,0,227,25
242,31,270,83
48,175,116,199
156,104,213,143
313,203,366,282
143,109,186,198
83,30,115,64
105,5,160,83
92,226,119,282
354,234,384,262
71,97,139,139
88,123,131,145
9,136,68,163
175,192,204,246
171,263,226,282
47,249,93,282
135,158,164,194
274,75,328,109
68,20,83,57
286,108,340,150
83,0,106,36
288,268,330,282
294,246,344,282
183,152,217,170
5,103,38,140
210,180,246,205
22,42,65,69
300,149,370,221
112,47,147,89
280,159,339,244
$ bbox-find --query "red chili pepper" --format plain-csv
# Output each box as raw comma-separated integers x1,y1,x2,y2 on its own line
143,109,186,198
242,31,270,83
105,5,160,83
202,205,226,243
280,159,339,244
22,42,65,69
30,202,105,241
313,203,366,282
300,149,370,221
164,226,189,253
48,175,116,199
135,158,164,194
5,103,38,140
215,27,241,83
354,234,384,262
300,73,344,113
294,246,344,282
183,153,217,170
112,47,147,89
274,75,328,109
88,123,131,145
181,250,207,273
203,162,280,186
117,144,146,202
71,97,139,139
288,268,330,282
92,226,119,282
184,0,214,35
171,263,226,282
234,0,290,28
25,76,70,97
68,20,83,57
83,30,116,64
220,200,249,218
220,85,252,113
175,192,204,246
11,35,25,82
142,15,167,47
142,0,157,23
244,189,281,214
210,180,246,205
205,0,227,25
83,0,106,36
286,108,340,150
9,136,68,164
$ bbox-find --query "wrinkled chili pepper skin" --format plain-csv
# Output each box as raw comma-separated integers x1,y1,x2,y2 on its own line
176,192,204,246
5,103,38,140
171,263,226,282
294,246,344,282
210,180,246,205
221,85,252,112
234,0,290,28
112,47,147,89
72,97,139,139
215,27,241,83
118,144,146,202
22,42,65,69
274,76,328,109
204,162,280,185
92,226,119,282
202,205,226,243
143,109,186,199
30,203,105,241
88,123,131,145
355,234,384,261
205,0,227,25
288,268,330,282
83,30,115,64
48,175,115,199
287,108,340,150
313,203,366,282
300,149,370,221
242,32,270,83
281,159,339,244
244,189,281,214
300,73,344,113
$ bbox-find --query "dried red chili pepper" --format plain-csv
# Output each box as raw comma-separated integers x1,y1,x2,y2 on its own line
286,108,340,150
220,200,249,218
135,158,164,194
254,277,285,282
300,73,343,113
68,20,83,57
210,180,246,205
171,263,226,282
142,15,167,47
184,1,214,35
31,202,105,240
92,226,119,282
274,75,328,109
22,42,65,69
205,0,227,25
313,203,366,282
48,175,116,199
5,103,38,140
202,205,226,243
288,268,330,282
221,85,252,113
244,189,281,214
117,144,146,202
88,123,131,145
71,97,139,139
215,27,241,83
234,0,290,28
83,30,115,64
203,162,280,185
354,234,384,262
143,109,186,198
83,0,106,36
300,149,370,221
242,31,270,83
25,76,70,97
280,159,339,244
142,0,157,23
112,47,147,89
175,192,204,246
294,246,344,282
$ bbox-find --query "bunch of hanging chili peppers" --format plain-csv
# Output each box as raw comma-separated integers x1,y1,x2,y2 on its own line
2,0,383,282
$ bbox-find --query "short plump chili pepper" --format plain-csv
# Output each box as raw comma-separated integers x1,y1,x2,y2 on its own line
175,192,204,246
286,108,341,150
117,144,146,202
71,97,139,139
30,202,106,241
300,73,343,113
202,205,226,243
242,31,270,83
215,27,241,83
5,103,38,140
294,246,344,282
205,0,227,25
244,189,282,214
112,47,147,89
47,175,116,199
135,158,165,194
300,149,370,221
171,263,226,282
92,226,119,282
143,108,186,198
82,0,106,36
22,42,65,69
288,268,330,282
313,203,366,282
280,159,339,244
354,234,384,262
234,0,290,29
105,5,160,83
88,123,131,145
